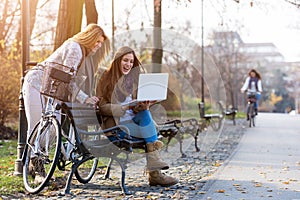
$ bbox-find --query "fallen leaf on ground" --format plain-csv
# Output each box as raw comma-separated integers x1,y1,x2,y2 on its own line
282,166,289,171
255,183,263,187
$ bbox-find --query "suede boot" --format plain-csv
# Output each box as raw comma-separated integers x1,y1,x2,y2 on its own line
146,141,169,171
148,170,178,186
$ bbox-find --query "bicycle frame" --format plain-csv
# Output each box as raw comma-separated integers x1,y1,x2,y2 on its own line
23,96,80,193
247,92,257,127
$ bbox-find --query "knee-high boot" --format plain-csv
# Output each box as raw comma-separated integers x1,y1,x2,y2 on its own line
146,141,169,171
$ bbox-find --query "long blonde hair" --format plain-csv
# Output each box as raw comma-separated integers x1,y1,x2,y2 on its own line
71,23,110,65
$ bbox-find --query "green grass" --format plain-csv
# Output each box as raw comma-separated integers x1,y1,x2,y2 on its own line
0,140,110,196
0,140,24,195
167,109,246,119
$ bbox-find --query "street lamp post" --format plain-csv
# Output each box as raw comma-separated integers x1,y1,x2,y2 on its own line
233,39,239,110
112,0,115,55
14,0,30,176
200,0,205,117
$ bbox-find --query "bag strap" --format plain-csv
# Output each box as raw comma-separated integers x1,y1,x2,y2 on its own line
44,61,74,72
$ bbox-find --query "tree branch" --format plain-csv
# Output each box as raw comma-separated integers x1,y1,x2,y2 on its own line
284,0,300,8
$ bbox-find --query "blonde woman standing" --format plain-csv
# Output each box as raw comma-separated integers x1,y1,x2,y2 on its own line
22,23,110,140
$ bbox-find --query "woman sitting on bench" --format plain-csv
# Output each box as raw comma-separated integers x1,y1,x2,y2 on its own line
96,46,178,187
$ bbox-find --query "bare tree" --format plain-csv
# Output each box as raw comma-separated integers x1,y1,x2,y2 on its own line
284,0,300,8
0,0,20,52
152,0,162,73
85,0,98,24
54,0,99,50
54,0,84,50
206,31,247,108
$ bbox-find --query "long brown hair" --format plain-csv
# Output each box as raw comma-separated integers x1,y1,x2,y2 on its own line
97,46,142,103
249,69,261,80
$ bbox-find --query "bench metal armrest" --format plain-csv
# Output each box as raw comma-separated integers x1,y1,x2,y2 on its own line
76,125,129,136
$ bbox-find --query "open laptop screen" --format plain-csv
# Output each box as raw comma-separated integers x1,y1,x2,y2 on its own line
120,73,169,106
137,73,169,101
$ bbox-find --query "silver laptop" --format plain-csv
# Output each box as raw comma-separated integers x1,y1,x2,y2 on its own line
121,73,169,106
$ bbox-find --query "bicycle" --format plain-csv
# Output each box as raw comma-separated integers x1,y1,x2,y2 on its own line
22,97,99,194
22,95,136,195
246,92,257,127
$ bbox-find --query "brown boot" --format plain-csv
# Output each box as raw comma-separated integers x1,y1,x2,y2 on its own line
153,140,164,150
148,170,179,187
146,142,169,171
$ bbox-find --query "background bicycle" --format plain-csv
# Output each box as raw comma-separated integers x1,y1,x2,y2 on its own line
246,92,257,127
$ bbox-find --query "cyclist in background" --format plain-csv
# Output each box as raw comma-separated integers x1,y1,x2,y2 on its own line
241,69,263,116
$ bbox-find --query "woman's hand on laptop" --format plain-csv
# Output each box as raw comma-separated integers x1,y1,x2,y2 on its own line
149,100,158,106
132,101,151,113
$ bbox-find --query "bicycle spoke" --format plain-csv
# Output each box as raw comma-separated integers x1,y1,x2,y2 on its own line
23,117,61,194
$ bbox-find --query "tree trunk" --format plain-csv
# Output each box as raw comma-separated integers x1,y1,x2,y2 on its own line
152,0,162,73
85,0,98,24
54,0,84,50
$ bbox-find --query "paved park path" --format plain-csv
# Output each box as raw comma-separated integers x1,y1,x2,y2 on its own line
5,113,300,200
200,113,300,200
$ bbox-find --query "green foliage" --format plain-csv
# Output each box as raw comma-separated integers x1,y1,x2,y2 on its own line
167,110,200,118
0,40,51,127
0,40,21,126
182,96,201,110
235,111,246,119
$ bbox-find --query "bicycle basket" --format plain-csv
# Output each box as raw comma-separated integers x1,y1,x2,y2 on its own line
40,62,74,102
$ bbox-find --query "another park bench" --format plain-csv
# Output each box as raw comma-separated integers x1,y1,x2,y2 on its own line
157,118,199,158
218,101,237,125
155,102,227,158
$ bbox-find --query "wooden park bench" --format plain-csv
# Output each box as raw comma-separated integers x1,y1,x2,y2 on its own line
155,102,226,158
218,101,237,125
61,102,145,195
61,103,185,195
157,118,199,158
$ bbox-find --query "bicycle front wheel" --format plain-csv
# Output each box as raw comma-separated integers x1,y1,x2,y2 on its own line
23,117,61,194
248,103,254,127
